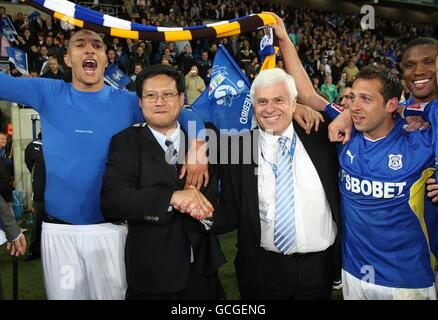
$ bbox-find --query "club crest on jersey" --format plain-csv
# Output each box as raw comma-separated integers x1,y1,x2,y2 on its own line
388,154,403,170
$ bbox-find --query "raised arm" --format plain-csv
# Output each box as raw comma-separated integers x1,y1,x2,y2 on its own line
0,71,48,111
178,109,209,189
267,12,328,111
402,100,438,125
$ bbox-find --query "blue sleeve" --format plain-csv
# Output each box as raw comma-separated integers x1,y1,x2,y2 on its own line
178,108,206,141
403,101,438,179
402,100,438,123
0,72,53,112
324,103,344,121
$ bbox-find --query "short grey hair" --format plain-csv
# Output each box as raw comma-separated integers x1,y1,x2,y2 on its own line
250,68,298,104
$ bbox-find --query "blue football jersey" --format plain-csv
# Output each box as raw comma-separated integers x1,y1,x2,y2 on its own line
325,104,437,288
404,99,438,172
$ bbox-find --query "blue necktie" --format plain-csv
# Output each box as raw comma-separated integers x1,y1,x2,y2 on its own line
274,136,296,254
165,139,178,170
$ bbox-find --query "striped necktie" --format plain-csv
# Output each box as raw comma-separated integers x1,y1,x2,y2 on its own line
274,136,296,254
165,139,178,170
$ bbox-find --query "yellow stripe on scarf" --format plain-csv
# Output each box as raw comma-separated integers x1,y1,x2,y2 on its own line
54,12,84,28
261,46,279,71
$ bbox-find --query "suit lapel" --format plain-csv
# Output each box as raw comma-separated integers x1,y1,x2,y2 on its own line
139,124,183,187
242,129,261,242
293,120,330,192
176,129,188,186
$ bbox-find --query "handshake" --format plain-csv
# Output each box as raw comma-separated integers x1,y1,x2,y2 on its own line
170,186,214,221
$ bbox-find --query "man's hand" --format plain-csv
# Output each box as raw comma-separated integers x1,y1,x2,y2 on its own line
263,11,288,42
328,109,353,144
171,186,214,220
426,178,438,203
180,140,209,190
6,233,26,257
405,116,430,132
294,104,325,134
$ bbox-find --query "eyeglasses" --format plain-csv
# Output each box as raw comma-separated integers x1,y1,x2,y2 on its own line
142,90,179,103
255,97,288,107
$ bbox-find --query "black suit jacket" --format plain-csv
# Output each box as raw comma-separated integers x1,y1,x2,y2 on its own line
212,117,341,297
101,123,226,294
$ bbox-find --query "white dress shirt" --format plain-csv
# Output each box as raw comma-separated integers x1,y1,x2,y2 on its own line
148,122,181,155
257,122,337,254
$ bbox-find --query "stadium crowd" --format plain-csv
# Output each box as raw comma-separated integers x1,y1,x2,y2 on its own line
1,0,438,301
1,0,436,103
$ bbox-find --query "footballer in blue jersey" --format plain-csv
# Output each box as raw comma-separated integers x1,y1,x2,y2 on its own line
325,66,437,299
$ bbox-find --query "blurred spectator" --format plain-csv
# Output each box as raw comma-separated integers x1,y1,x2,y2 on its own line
288,26,297,44
336,72,348,102
314,63,327,86
339,85,353,109
177,44,195,75
174,39,191,57
24,132,45,261
41,56,67,80
115,43,129,67
0,132,13,206
35,31,46,47
247,56,260,82
196,50,212,83
343,58,360,82
107,48,127,73
185,65,205,104
42,17,59,36
276,60,285,70
129,45,149,74
45,35,60,57
127,62,143,91
320,75,338,103
162,47,177,67
209,43,218,61
36,45,50,75
239,46,256,71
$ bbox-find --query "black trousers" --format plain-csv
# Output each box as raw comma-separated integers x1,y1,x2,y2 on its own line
237,246,335,300
28,200,44,256
125,266,225,300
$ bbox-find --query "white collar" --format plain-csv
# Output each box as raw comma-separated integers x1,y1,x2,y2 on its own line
148,122,181,153
259,122,295,164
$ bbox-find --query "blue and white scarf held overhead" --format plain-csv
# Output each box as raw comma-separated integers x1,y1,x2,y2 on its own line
26,0,277,42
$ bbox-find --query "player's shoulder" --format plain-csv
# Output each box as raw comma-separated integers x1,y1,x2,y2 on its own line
131,122,147,128
110,123,147,148
33,77,67,92
105,85,137,102
116,122,147,136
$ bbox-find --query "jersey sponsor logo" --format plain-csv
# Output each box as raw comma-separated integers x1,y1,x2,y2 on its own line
388,154,402,170
331,103,345,113
406,102,427,112
74,129,94,134
342,170,406,198
346,149,355,164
